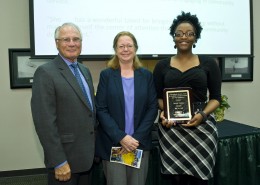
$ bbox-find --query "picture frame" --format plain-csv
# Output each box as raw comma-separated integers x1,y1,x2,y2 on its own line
221,56,253,82
9,48,52,89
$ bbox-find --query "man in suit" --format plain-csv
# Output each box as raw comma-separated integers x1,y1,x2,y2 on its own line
31,22,96,185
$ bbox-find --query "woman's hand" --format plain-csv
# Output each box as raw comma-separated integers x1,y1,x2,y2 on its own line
120,135,139,152
182,112,204,127
160,111,176,128
119,147,128,155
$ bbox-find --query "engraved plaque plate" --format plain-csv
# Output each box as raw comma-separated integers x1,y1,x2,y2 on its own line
163,87,193,121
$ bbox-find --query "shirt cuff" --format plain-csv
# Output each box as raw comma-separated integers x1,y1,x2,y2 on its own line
55,161,67,169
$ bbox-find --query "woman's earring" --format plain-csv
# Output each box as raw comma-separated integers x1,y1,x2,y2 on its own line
173,38,176,49
193,44,196,48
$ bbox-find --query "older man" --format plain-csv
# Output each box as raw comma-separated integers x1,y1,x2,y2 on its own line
31,22,96,185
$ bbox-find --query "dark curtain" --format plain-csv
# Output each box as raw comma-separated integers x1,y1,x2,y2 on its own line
212,133,260,185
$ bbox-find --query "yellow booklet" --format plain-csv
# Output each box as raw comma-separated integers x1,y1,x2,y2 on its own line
110,147,143,168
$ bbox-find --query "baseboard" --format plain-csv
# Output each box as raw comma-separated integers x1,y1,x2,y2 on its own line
0,168,47,177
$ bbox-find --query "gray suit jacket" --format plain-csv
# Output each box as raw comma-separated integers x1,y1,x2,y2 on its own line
31,55,96,173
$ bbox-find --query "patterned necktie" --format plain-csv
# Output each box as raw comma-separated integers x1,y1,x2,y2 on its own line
71,63,93,110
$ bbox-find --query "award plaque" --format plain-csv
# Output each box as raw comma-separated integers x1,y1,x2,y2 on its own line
163,87,193,121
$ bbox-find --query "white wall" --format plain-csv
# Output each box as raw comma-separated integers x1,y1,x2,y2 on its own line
222,0,260,126
0,0,259,171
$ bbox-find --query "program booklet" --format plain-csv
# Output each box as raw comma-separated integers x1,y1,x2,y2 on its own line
110,147,143,168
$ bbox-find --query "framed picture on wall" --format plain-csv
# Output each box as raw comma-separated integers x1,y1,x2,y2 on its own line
8,48,52,89
221,57,253,82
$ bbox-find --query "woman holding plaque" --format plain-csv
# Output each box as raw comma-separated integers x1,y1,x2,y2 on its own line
95,31,158,185
153,12,222,185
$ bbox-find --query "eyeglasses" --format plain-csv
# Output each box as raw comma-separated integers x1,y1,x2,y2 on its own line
174,31,196,38
56,37,82,44
117,45,134,50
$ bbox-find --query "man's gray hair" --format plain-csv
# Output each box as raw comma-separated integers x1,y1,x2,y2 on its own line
54,22,82,39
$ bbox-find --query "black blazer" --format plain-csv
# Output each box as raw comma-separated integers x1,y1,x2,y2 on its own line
95,67,158,160
31,55,96,173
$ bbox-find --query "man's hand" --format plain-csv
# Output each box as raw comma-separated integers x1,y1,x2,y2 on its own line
54,162,71,181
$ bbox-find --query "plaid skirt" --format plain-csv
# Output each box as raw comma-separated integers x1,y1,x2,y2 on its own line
158,119,218,180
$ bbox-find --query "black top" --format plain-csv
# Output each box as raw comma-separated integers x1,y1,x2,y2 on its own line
153,55,222,103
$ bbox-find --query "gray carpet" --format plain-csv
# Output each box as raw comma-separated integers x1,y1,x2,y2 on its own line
0,174,47,185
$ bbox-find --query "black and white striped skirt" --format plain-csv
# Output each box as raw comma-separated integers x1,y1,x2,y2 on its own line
158,120,218,180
